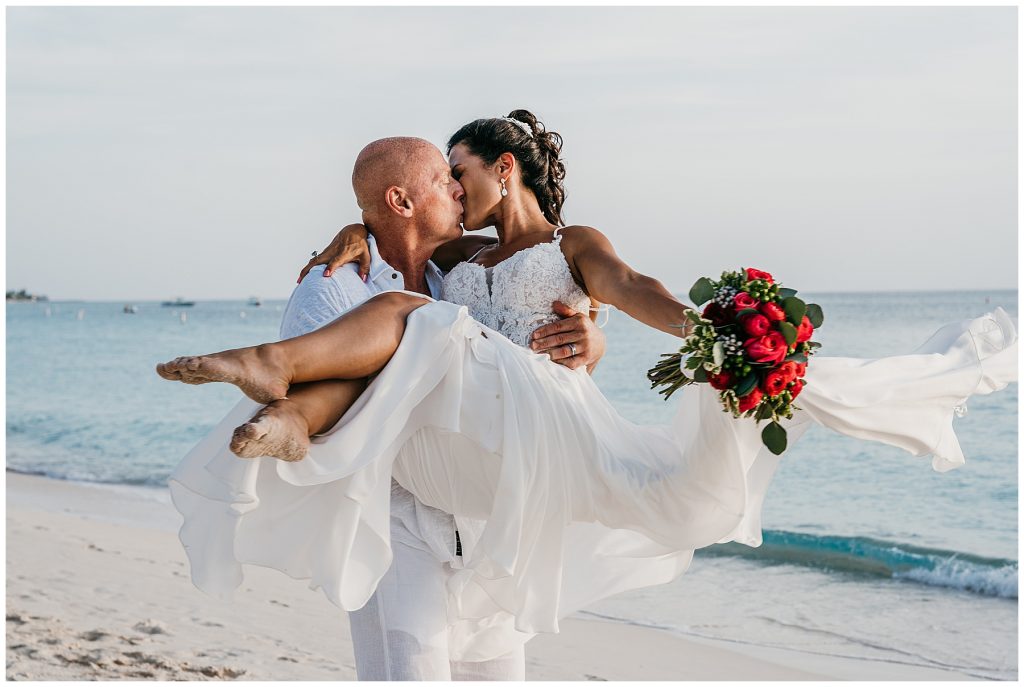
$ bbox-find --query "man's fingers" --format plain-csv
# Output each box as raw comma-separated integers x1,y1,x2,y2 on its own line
553,355,587,370
546,344,582,363
531,331,580,351
550,300,579,318
531,315,581,341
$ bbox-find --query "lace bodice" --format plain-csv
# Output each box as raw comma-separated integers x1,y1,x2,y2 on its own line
441,230,591,347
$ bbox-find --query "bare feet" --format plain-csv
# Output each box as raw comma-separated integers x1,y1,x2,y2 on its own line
230,401,311,462
155,345,289,404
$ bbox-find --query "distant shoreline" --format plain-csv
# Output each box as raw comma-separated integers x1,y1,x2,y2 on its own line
14,287,1019,305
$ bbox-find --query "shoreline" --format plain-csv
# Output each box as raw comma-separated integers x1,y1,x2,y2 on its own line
5,472,986,681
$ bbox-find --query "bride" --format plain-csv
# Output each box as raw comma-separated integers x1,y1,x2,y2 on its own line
162,110,1018,663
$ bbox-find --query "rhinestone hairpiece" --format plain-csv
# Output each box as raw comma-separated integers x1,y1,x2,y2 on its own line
500,116,534,138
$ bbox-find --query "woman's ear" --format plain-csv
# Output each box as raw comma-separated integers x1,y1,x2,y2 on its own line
495,152,516,180
384,185,414,218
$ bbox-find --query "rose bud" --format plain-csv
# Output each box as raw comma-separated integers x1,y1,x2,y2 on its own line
707,370,735,390
746,268,774,284
796,315,814,343
744,331,788,364
740,313,771,337
737,387,763,413
702,302,734,327
794,361,807,377
733,292,759,310
761,368,790,397
790,379,804,399
777,360,799,383
760,301,786,322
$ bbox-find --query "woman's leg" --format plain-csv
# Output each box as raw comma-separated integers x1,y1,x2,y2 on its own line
230,379,368,462
156,292,429,402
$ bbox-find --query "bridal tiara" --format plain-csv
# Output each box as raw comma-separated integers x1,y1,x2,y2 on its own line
500,116,534,138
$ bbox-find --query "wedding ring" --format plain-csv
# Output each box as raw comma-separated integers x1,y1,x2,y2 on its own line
311,250,318,258
568,343,578,357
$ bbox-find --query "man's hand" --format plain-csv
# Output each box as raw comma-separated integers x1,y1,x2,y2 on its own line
529,301,606,374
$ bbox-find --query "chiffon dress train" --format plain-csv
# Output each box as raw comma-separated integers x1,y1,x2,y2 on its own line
169,237,1018,661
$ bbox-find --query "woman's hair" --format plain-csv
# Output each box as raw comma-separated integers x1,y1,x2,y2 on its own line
446,109,566,226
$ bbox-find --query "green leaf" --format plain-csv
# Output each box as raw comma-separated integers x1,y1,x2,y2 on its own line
693,366,709,383
762,421,788,455
685,356,703,370
735,373,758,397
754,403,774,421
806,303,824,329
778,321,798,346
735,308,759,318
778,287,798,299
781,297,806,326
784,351,808,363
688,277,716,306
806,341,822,349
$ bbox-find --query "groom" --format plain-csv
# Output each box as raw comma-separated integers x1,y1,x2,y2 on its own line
279,137,606,680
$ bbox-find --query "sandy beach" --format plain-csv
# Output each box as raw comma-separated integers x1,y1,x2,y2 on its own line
5,472,982,681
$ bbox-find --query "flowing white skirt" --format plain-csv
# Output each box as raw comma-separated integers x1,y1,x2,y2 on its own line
168,299,1017,662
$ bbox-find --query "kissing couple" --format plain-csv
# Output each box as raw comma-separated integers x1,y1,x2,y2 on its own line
162,109,1017,680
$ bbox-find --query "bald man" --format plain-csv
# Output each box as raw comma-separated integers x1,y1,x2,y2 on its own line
276,138,605,680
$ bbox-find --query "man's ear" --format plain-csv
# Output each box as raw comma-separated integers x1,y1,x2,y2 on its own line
384,186,414,218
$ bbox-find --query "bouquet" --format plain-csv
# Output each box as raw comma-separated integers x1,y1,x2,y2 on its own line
647,268,824,455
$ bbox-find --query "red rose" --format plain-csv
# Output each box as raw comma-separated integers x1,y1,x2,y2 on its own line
739,313,770,337
744,331,788,364
733,292,759,310
796,315,814,343
762,369,789,397
708,370,735,391
790,379,804,399
794,361,807,377
746,268,774,284
760,302,786,322
777,361,799,383
701,302,734,327
737,387,763,413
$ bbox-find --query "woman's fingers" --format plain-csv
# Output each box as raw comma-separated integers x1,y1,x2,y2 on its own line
297,253,331,284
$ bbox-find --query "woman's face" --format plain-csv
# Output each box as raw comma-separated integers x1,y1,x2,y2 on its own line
448,143,503,231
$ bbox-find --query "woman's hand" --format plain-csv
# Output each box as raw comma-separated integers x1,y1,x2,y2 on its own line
297,224,372,284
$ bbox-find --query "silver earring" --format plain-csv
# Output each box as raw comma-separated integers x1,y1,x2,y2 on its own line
499,177,508,197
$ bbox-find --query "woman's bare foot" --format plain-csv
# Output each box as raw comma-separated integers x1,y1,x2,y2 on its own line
155,344,289,404
230,401,311,462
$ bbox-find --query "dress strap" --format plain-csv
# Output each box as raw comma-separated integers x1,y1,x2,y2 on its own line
552,226,564,242
467,244,490,263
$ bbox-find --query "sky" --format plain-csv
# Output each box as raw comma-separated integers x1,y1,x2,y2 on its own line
5,6,1018,301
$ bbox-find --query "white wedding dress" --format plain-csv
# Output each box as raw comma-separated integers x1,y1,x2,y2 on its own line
169,230,1018,662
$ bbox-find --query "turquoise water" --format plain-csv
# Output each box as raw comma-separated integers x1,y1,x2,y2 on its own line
5,289,1018,678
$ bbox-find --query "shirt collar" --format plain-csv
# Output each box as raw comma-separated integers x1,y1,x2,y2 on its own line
366,234,444,299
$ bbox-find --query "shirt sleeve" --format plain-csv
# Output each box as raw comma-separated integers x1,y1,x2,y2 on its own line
279,265,372,340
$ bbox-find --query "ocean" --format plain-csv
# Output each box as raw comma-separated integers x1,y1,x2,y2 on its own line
6,289,1018,679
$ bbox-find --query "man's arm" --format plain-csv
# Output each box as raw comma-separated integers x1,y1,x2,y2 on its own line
280,264,372,339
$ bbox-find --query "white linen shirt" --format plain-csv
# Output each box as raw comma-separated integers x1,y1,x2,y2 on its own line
278,235,461,563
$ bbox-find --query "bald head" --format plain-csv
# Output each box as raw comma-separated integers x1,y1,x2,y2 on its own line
352,137,443,218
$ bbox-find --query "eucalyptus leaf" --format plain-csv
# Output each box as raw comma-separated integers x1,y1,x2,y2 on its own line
778,287,798,299
688,277,716,306
784,352,808,363
778,321,798,347
735,373,758,397
685,356,703,370
736,308,759,318
782,297,806,326
693,366,709,383
762,421,788,455
755,403,774,421
806,303,824,328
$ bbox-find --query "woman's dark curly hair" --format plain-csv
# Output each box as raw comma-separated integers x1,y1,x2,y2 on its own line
446,109,566,226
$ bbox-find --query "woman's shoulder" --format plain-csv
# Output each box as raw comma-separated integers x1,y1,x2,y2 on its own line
556,225,613,252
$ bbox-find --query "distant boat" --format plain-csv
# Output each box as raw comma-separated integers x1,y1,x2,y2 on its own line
162,298,195,307
247,296,263,307
123,304,138,314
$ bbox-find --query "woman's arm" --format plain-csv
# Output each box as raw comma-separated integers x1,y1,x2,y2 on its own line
297,226,499,281
564,226,695,338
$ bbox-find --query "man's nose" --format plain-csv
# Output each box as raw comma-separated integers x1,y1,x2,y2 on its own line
452,180,466,201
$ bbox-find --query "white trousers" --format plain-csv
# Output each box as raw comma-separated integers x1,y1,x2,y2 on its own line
347,500,526,681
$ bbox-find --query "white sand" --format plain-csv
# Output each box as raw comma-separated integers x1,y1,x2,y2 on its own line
5,473,978,681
